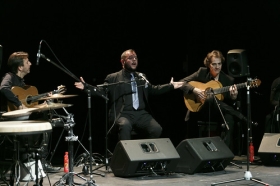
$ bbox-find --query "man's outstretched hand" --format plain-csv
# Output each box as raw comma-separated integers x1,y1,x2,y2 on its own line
74,77,85,90
170,77,184,89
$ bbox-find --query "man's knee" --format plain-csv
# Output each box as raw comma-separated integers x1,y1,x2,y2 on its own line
118,117,131,128
151,125,162,138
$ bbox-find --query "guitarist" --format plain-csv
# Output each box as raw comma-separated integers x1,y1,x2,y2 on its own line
180,50,247,149
265,76,280,133
0,51,60,173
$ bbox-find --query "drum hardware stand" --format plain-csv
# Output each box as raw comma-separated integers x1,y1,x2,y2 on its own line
54,108,92,186
48,118,66,164
34,150,43,186
9,136,40,186
38,42,108,185
0,136,13,185
59,85,104,185
47,109,72,164
211,78,270,186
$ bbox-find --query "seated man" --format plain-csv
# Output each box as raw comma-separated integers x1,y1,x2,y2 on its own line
74,49,183,147
265,76,280,133
0,51,60,173
180,50,247,150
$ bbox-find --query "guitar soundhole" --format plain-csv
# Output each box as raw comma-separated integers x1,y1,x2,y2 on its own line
205,88,212,97
26,95,32,104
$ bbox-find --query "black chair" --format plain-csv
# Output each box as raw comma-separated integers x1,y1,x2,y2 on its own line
197,120,221,138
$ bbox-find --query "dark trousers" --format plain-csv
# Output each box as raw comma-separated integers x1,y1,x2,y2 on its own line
116,110,162,140
265,108,280,133
187,97,244,149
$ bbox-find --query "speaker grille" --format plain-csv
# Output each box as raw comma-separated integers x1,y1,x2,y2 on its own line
227,49,249,77
110,138,180,177
175,136,234,174
258,133,280,166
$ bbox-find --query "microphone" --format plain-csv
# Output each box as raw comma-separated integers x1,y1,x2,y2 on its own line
36,40,42,65
138,73,149,84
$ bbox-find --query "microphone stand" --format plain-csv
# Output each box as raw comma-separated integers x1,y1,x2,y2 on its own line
209,89,229,131
90,78,140,173
210,89,242,169
39,53,107,185
86,85,111,173
84,84,106,183
211,78,269,186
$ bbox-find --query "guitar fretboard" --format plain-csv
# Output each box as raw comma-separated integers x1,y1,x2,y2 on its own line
213,82,247,95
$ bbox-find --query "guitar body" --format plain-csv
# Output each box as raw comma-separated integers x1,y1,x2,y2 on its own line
8,86,39,111
184,78,261,112
7,85,66,111
184,80,224,112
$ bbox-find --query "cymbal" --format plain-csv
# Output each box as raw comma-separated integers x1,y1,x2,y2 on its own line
2,108,39,118
33,103,73,111
38,94,78,100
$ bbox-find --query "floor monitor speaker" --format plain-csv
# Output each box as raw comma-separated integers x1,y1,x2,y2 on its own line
110,138,180,177
258,133,280,166
175,136,234,174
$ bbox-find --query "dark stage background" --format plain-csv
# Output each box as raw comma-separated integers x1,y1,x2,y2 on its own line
1,1,280,161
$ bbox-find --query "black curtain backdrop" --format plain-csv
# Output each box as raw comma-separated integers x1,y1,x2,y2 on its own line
1,0,279,160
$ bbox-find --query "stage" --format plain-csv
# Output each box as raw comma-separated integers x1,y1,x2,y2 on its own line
1,156,279,186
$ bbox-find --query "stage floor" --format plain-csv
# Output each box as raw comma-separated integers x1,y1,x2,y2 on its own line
1,155,279,186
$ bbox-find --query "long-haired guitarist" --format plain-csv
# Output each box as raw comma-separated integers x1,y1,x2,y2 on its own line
0,51,60,173
180,50,247,149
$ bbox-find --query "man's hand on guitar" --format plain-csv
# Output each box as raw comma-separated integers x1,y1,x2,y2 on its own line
18,104,28,110
193,88,206,101
229,84,238,100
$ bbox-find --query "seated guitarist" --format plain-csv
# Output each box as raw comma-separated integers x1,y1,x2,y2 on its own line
180,50,247,149
265,76,280,133
0,51,60,173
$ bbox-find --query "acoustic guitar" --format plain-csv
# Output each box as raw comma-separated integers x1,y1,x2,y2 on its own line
8,85,66,111
184,78,261,112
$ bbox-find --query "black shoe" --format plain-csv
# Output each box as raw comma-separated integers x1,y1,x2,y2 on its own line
43,162,61,173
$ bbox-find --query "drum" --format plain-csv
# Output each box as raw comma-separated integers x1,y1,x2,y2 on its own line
0,120,52,184
0,120,52,135
1,108,39,121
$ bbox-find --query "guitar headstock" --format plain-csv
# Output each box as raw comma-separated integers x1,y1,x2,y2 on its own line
248,78,261,88
55,85,67,94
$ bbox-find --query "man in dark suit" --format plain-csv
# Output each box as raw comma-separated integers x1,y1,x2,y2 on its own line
74,49,183,140
180,50,246,148
265,76,280,133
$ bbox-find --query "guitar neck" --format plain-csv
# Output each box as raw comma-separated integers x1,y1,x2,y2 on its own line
27,90,57,103
213,82,247,95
